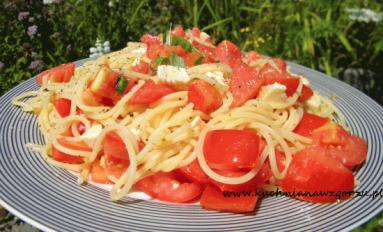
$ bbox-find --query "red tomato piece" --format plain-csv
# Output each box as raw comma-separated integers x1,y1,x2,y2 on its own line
183,52,201,67
104,132,130,161
188,80,223,114
229,63,264,107
312,124,367,168
105,156,130,182
82,88,102,106
211,164,272,192
271,58,287,71
135,172,203,203
129,80,175,105
171,25,186,37
214,40,242,67
54,98,72,118
281,146,354,203
203,129,260,170
192,41,215,58
263,76,300,97
90,160,113,184
36,63,75,85
52,139,91,164
298,85,314,102
293,113,329,137
140,34,161,45
200,185,257,213
131,61,150,74
177,159,210,184
247,51,261,62
92,68,121,102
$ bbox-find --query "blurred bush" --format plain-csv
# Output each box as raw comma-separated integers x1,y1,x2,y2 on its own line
0,0,382,104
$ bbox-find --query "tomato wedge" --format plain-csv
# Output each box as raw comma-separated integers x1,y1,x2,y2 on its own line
135,172,203,203
188,79,223,114
104,156,130,182
200,185,257,213
229,63,264,107
131,61,150,74
203,129,260,170
90,159,113,184
214,40,242,67
293,112,329,137
312,124,367,168
177,159,210,184
129,80,175,105
171,25,186,37
281,146,354,203
91,67,121,102
36,63,75,85
53,98,72,118
104,132,130,161
298,85,314,102
52,139,91,164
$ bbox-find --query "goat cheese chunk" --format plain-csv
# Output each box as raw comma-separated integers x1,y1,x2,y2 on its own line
259,83,287,104
157,65,191,84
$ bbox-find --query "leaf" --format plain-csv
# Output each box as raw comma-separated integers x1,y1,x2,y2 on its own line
169,52,186,68
337,32,353,53
155,56,169,65
115,76,129,94
171,36,194,52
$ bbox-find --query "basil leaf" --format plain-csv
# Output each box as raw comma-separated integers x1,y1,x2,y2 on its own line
171,37,194,52
169,52,186,68
115,76,129,95
194,56,204,66
155,56,169,65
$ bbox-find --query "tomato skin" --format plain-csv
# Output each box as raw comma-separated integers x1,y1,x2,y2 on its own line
293,113,329,137
188,80,223,114
52,139,91,164
229,63,264,107
312,124,367,168
92,68,121,102
105,156,130,182
247,51,261,62
171,25,186,37
214,40,242,67
177,159,210,184
183,52,201,67
211,164,272,192
129,80,175,105
298,85,314,102
131,61,150,74
281,146,354,203
90,160,113,184
54,98,72,118
192,41,215,58
203,129,261,170
104,132,130,161
135,172,203,203
36,63,75,85
200,185,257,213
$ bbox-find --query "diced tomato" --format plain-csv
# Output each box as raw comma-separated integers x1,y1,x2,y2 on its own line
104,132,130,161
188,80,222,114
135,172,203,203
183,52,201,67
298,85,314,102
281,146,354,203
82,88,102,106
293,113,329,137
90,160,113,184
200,185,257,213
203,129,260,170
129,80,175,105
54,98,71,118
211,164,272,192
171,25,186,37
178,159,210,184
131,61,150,74
271,58,287,71
191,27,201,37
36,63,75,85
51,139,91,164
140,34,161,45
92,68,121,102
263,76,300,97
214,40,242,67
229,63,264,107
247,51,261,62
77,122,86,135
105,156,130,182
312,124,367,168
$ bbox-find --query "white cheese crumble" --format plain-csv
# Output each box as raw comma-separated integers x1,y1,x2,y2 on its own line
259,83,288,104
157,65,191,84
205,71,226,86
81,124,103,140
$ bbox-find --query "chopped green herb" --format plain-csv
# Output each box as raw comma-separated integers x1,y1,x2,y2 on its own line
171,36,194,52
115,76,129,94
194,56,204,66
169,52,186,68
155,56,169,65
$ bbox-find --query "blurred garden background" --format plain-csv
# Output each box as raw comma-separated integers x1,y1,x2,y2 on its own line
0,0,382,231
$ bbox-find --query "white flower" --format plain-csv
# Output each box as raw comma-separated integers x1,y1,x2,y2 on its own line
346,8,383,23
89,39,112,58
